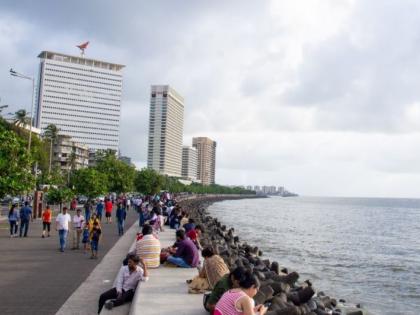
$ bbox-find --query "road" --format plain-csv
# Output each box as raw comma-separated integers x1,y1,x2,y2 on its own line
0,208,138,315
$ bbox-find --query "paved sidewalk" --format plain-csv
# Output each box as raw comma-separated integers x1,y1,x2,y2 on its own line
129,229,207,315
0,209,138,315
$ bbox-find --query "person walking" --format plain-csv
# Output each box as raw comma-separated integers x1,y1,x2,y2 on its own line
72,208,85,249
41,205,52,238
96,200,104,221
84,200,93,222
8,204,19,238
19,201,33,237
70,198,77,211
55,207,72,252
105,198,113,223
90,221,102,259
116,203,126,236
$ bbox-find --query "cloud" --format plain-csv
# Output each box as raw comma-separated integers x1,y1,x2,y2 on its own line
2,0,420,197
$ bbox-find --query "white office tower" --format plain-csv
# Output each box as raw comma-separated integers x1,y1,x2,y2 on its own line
181,146,198,181
35,51,125,151
147,85,184,177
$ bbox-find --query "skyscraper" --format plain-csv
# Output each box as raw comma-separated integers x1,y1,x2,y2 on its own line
181,146,198,181
192,137,217,185
35,51,124,151
147,85,184,177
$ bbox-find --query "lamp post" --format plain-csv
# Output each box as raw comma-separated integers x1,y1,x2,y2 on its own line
10,68,35,152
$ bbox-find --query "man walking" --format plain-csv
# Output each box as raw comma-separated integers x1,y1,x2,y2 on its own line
19,201,33,237
56,207,72,252
72,208,84,249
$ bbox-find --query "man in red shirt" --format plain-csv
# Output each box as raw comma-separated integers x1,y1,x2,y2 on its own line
105,198,113,223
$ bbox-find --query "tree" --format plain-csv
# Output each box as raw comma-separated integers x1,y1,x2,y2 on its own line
134,168,164,195
0,129,35,198
72,168,108,199
13,109,31,127
46,187,74,211
43,124,59,174
95,153,135,193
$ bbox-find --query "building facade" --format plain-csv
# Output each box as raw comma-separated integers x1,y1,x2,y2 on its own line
181,146,198,181
192,137,217,185
52,135,89,172
147,85,184,177
35,51,124,151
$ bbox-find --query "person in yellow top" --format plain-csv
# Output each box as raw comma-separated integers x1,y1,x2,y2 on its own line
88,213,101,232
42,205,53,238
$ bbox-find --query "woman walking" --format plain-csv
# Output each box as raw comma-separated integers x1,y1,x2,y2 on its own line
8,204,19,238
42,205,52,238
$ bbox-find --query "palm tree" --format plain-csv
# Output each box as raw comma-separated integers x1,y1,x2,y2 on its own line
44,124,59,175
13,109,30,127
67,145,77,185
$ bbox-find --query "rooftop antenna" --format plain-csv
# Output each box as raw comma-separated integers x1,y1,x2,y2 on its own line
76,41,89,57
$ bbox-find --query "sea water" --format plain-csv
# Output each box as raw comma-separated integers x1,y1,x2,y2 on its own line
208,196,420,315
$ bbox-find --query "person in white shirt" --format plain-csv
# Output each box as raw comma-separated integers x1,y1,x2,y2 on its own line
55,207,72,252
98,254,148,313
71,208,85,250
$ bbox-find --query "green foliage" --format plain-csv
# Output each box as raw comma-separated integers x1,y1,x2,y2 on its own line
72,168,108,198
135,168,164,195
46,187,74,209
37,167,65,186
95,152,135,193
13,109,30,127
0,128,35,198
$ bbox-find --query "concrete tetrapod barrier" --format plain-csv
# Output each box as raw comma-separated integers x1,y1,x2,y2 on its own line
129,229,208,315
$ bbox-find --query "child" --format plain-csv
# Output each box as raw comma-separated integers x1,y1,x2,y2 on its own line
82,223,90,253
90,221,102,259
41,205,52,238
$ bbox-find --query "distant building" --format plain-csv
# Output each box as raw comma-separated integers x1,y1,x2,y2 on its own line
192,137,216,185
278,186,285,195
52,135,89,172
246,185,253,191
181,146,198,181
254,185,261,192
35,51,125,151
147,85,184,177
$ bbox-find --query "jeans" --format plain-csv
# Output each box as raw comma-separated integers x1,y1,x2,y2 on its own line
167,255,191,268
20,219,29,237
72,228,82,248
117,220,124,235
9,221,17,235
98,288,134,314
85,210,91,222
58,229,69,251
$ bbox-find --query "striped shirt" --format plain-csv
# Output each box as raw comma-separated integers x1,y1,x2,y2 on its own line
135,234,161,268
215,290,250,315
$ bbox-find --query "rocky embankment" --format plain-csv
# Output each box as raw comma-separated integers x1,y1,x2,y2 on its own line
178,196,373,315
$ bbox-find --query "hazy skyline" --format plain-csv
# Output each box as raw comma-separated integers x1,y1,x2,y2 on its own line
2,0,420,197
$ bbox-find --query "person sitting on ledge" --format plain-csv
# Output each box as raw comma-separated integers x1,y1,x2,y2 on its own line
98,254,148,313
167,229,199,268
186,224,204,250
183,218,196,233
204,266,245,314
188,247,230,294
214,270,268,315
135,224,161,268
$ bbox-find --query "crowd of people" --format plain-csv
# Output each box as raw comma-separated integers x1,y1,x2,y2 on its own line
7,193,269,315
97,193,268,315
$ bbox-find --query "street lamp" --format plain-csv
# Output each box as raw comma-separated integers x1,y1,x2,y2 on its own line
10,68,35,152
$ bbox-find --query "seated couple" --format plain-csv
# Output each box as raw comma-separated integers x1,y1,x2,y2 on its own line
98,254,148,313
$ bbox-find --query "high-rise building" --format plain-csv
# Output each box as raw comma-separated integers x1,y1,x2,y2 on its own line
192,137,217,185
147,85,184,177
181,146,198,181
35,51,124,151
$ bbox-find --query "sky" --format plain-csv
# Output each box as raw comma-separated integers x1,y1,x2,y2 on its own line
2,0,420,198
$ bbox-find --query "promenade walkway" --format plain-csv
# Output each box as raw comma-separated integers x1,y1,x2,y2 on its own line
0,208,138,315
129,229,207,315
